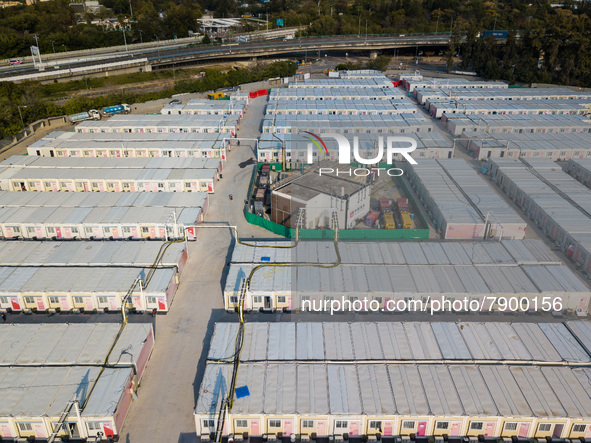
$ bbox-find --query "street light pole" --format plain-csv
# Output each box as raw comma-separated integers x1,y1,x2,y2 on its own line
17,105,27,125
122,27,128,51
139,29,143,43
51,41,56,55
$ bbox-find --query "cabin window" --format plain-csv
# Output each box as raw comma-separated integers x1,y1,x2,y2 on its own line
335,421,348,429
235,420,248,428
88,422,103,430
402,421,416,430
24,297,35,304
573,425,587,433
147,296,157,305
504,423,518,431
302,421,314,428
18,422,33,432
202,419,216,429
230,296,238,303
73,296,84,304
269,420,282,428
538,424,552,432
369,421,382,430
437,422,450,430
470,422,483,430
98,296,108,304
49,297,59,304
277,296,286,303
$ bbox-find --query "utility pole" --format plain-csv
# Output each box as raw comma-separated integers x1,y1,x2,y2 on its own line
51,40,55,55
139,29,143,43
435,13,440,33
493,13,497,31
32,34,43,70
122,27,128,51
129,0,133,18
358,15,361,37
365,20,368,44
266,10,269,35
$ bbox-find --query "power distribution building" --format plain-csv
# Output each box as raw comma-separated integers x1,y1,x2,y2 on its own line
196,320,591,441
0,323,154,441
270,172,371,229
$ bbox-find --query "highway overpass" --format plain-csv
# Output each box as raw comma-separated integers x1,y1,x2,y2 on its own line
0,33,453,83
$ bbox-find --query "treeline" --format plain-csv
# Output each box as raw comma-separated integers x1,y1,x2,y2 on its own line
0,0,201,59
458,10,591,86
0,60,297,139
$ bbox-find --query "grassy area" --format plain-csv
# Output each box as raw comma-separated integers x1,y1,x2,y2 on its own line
38,69,188,98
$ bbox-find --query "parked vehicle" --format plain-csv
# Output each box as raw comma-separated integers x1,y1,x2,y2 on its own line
68,110,101,123
260,164,271,176
8,58,23,65
169,99,182,105
365,210,379,227
401,211,413,229
383,212,396,229
254,201,264,216
397,197,408,212
102,104,131,115
207,92,226,100
379,197,391,213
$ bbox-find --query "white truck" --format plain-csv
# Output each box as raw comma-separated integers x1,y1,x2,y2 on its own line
68,110,101,123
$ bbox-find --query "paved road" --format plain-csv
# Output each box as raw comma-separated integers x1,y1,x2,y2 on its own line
120,96,279,443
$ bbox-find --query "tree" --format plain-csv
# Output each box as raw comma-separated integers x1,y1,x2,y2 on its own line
366,55,392,71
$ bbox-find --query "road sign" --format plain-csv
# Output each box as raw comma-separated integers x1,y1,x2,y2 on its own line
276,18,284,27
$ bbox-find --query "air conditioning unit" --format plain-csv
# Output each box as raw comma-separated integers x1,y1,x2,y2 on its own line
301,436,311,442
234,434,244,441
368,436,378,441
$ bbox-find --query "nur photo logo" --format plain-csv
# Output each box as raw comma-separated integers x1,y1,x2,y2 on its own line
302,131,418,176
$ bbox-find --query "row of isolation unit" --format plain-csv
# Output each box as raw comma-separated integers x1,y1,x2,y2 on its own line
402,158,527,239
0,323,153,441
566,158,591,189
0,265,178,312
196,321,591,440
460,131,591,161
414,86,591,106
443,114,591,137
265,99,418,115
488,158,591,276
262,114,432,134
75,114,240,135
161,98,248,116
0,165,218,193
426,98,591,119
287,77,396,89
28,131,231,160
223,239,590,314
0,191,207,241
404,78,508,93
269,87,405,100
